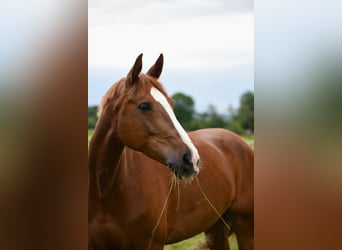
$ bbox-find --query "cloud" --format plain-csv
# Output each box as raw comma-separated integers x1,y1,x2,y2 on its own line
89,0,253,26
88,0,254,111
89,13,253,71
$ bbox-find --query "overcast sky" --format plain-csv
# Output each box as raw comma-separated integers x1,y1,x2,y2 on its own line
89,0,254,113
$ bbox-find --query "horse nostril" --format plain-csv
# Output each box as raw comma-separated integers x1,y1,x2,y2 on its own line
183,153,192,165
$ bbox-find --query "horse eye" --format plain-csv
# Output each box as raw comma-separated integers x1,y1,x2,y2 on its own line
138,102,152,112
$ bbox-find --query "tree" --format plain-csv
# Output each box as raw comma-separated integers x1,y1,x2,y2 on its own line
203,105,227,128
171,92,195,131
234,91,254,132
88,106,98,129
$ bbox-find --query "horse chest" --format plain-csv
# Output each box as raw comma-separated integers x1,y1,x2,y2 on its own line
91,188,161,244
89,211,130,249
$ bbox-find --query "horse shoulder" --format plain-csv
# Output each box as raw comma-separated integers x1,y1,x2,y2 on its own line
122,149,172,241
189,128,254,213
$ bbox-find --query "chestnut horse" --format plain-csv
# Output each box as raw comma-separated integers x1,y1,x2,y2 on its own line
88,54,254,250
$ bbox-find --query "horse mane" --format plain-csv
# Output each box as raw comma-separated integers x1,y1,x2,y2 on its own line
97,78,125,118
97,74,171,118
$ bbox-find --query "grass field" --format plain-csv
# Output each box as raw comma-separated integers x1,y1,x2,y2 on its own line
165,233,239,250
241,134,254,148
88,129,253,249
88,129,94,142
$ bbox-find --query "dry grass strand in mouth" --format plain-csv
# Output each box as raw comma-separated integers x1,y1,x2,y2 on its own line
195,177,231,231
149,172,232,250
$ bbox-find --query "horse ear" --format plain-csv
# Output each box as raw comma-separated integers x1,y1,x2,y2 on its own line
125,53,143,87
147,53,163,79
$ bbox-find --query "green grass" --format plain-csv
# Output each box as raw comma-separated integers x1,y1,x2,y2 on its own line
165,233,238,250
165,233,204,250
88,129,94,143
241,134,254,148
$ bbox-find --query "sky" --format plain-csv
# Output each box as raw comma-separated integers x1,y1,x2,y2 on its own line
88,0,254,113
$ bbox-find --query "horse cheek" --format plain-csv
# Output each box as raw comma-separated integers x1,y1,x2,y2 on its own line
118,118,145,150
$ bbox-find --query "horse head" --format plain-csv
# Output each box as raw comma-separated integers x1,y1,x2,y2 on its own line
101,54,200,179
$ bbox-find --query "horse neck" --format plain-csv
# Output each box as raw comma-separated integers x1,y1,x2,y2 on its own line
88,114,125,200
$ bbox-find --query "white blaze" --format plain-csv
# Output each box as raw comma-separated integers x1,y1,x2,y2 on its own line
150,86,200,173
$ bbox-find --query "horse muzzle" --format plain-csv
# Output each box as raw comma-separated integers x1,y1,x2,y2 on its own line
167,152,200,179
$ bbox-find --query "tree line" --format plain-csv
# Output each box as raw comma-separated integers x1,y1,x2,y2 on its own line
88,91,254,135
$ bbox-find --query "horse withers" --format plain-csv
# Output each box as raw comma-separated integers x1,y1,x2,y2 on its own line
88,54,254,250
